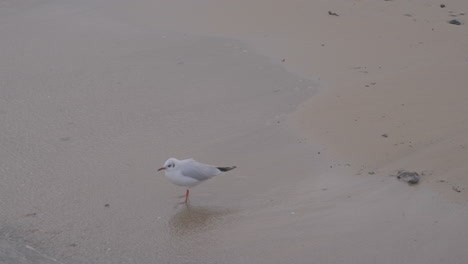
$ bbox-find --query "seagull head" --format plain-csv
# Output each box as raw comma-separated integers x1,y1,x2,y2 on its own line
158,158,179,172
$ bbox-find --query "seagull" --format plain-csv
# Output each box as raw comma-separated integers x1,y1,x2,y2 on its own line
157,158,236,203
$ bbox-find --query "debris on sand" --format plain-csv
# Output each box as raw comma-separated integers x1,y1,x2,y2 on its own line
452,186,462,193
448,19,462,25
24,212,37,217
328,11,339,16
394,170,420,185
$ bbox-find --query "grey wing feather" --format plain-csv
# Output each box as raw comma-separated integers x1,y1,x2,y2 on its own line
180,159,221,181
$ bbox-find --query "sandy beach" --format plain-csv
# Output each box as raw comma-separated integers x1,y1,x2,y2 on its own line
1,0,468,263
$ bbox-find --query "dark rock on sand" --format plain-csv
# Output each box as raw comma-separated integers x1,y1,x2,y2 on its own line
395,170,420,185
448,19,462,25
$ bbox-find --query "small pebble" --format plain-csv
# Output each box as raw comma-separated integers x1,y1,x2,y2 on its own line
448,19,462,25
382,134,389,138
395,170,420,185
104,204,110,207
440,4,445,8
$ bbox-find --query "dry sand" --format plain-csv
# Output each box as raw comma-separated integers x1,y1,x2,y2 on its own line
1,0,468,263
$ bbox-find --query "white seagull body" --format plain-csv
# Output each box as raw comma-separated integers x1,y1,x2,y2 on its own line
158,158,236,203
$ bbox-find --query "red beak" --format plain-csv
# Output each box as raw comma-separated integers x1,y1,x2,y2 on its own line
157,167,165,171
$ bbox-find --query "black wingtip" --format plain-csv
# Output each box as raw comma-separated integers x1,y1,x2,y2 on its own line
217,166,237,172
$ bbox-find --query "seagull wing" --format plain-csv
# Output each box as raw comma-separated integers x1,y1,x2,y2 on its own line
179,159,221,181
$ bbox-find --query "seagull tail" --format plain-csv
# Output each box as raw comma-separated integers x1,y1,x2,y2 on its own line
217,166,237,172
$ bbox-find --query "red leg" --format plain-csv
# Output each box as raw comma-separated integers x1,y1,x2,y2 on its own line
184,189,189,203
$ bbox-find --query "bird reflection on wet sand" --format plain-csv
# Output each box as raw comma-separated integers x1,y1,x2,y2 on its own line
169,205,234,237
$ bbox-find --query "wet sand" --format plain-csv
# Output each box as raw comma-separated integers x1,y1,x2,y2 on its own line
1,0,468,263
